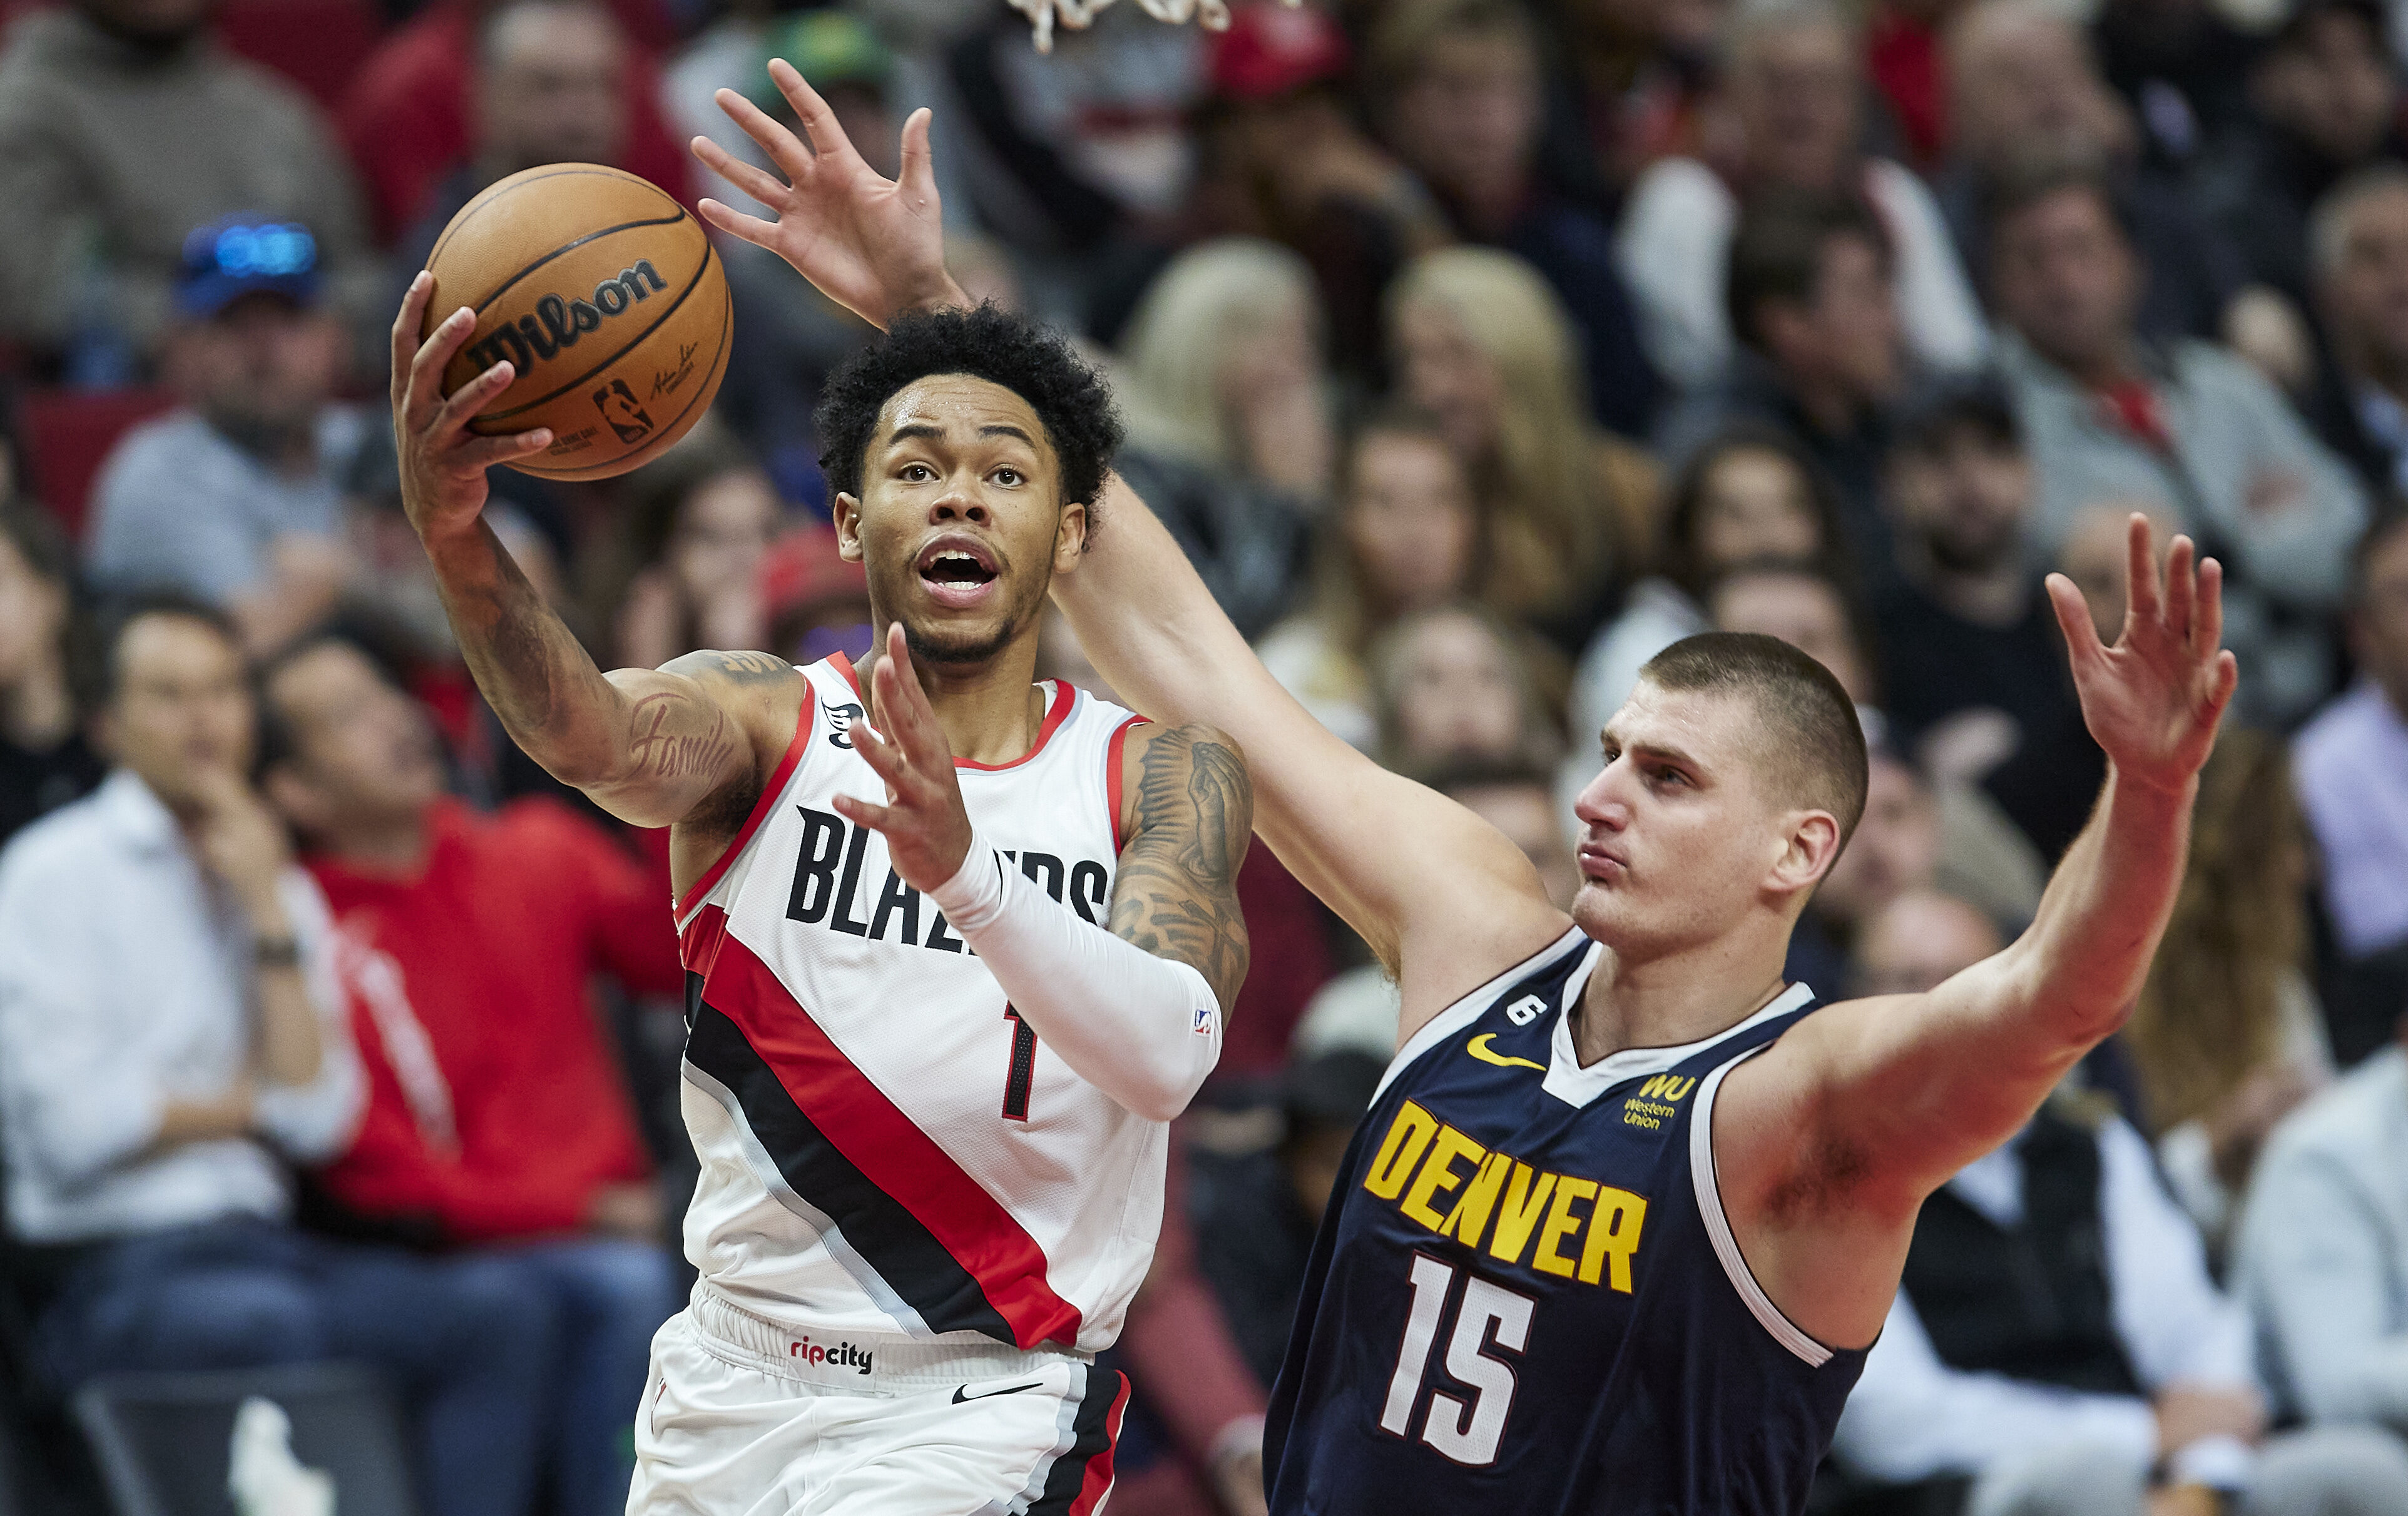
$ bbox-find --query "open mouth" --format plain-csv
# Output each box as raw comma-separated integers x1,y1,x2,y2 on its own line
914,536,1001,609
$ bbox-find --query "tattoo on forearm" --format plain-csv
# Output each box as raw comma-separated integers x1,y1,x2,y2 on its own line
457,527,565,732
1111,725,1253,1009
630,695,737,780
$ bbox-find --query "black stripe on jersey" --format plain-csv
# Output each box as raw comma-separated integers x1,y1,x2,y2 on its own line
1029,1367,1123,1515
684,995,1019,1345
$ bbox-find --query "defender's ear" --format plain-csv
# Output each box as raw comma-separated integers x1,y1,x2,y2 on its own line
1053,498,1088,571
1772,810,1844,897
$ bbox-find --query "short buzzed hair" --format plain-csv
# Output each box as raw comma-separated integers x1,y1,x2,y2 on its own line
1638,631,1869,845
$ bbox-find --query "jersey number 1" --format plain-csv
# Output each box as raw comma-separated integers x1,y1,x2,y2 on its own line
1001,1007,1038,1121
1380,1254,1534,1466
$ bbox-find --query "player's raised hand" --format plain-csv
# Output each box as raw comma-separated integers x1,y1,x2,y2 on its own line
832,623,976,892
693,61,966,331
2045,512,2239,795
390,270,551,544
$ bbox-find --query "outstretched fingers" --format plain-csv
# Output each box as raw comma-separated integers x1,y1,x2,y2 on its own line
713,85,817,183
404,305,479,434
2194,554,2225,663
2162,534,2196,645
695,197,782,253
897,108,937,203
767,59,864,171
454,429,554,472
690,135,792,210
2123,512,2161,632
2046,571,2108,672
390,271,434,405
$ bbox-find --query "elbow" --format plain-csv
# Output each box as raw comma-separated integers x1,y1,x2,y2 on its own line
1121,1077,1198,1126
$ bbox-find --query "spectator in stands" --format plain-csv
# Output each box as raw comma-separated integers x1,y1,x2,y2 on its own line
1368,603,1562,776
1188,0,1452,389
86,218,375,656
389,0,633,275
1863,0,1971,175
1873,376,2104,857
1834,886,2408,1516
2234,1007,2408,1455
2293,504,2408,1055
2126,728,2331,1261
1987,155,2367,728
591,431,783,673
0,508,103,847
2303,167,2408,497
1658,191,1907,574
1940,0,2249,348
0,595,556,1516
2090,0,2257,175
1388,247,1657,652
1365,0,1662,437
1618,0,1984,395
257,632,681,1516
1258,407,1479,752
1549,0,1720,189
2199,0,2402,312
1569,425,1852,745
1113,238,1328,638
941,1,1205,335
0,0,380,376
342,0,689,245
1705,559,1877,708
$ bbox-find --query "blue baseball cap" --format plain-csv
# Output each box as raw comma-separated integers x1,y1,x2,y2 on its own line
175,215,322,320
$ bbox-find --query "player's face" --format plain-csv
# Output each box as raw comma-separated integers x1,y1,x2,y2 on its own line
836,375,1086,667
1569,683,1828,958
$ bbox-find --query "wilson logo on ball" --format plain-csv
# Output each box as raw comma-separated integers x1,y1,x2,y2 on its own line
466,260,668,371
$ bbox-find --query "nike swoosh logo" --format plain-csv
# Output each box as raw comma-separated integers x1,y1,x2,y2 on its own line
953,1380,1046,1404
1467,1034,1545,1071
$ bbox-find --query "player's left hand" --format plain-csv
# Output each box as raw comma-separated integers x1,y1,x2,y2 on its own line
832,623,975,893
2045,512,2239,796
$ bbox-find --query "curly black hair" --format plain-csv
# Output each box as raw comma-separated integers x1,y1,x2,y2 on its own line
814,303,1123,530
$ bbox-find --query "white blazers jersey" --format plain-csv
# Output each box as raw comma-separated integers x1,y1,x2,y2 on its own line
673,654,1156,1357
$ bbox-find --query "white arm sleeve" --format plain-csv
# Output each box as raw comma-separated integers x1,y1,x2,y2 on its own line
932,832,1222,1122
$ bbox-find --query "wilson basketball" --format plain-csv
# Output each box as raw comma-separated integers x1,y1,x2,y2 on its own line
422,163,730,481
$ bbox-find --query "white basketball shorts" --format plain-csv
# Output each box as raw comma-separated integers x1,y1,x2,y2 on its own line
626,1288,1126,1516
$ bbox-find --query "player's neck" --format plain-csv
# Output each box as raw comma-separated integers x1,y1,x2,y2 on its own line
1571,932,1792,1067
856,633,1051,767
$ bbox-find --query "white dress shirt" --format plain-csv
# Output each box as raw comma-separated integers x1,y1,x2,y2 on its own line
0,770,362,1244
1835,1114,2260,1491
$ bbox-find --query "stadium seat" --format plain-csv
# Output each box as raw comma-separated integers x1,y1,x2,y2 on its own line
71,1362,420,1516
15,387,177,543
217,0,385,114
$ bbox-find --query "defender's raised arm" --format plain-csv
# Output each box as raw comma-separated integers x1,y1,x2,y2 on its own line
1721,516,2240,1348
389,272,782,848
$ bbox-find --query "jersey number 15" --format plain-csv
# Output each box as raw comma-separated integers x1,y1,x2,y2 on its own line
1381,1253,1535,1466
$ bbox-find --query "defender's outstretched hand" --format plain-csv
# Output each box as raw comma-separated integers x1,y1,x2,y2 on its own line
830,624,976,893
389,270,552,542
693,61,965,331
2045,513,2240,794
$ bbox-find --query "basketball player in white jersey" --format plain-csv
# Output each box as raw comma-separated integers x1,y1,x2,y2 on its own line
387,206,1252,1508
693,60,2260,1513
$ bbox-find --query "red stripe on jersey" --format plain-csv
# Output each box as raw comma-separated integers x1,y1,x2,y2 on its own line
705,930,1086,1350
828,653,1076,773
1105,715,1146,855
1068,1371,1131,1515
675,679,817,923
678,902,730,976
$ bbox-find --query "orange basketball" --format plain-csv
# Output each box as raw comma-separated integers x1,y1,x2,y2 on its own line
422,163,731,481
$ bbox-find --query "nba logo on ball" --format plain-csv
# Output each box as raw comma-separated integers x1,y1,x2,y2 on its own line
421,163,732,481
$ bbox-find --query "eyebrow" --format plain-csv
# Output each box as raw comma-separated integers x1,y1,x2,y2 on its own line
979,424,1036,445
1601,732,1705,773
889,423,942,444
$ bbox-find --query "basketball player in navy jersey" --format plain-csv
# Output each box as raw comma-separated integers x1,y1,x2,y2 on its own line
390,142,1255,1507
702,61,2243,1514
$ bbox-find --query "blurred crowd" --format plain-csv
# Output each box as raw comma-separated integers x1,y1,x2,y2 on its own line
0,0,2405,1511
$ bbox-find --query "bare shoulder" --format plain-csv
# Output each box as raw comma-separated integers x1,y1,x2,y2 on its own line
654,648,809,844
1115,720,1252,860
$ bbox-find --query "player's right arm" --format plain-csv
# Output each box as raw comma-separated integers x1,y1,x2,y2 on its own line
690,66,1569,1036
389,272,788,858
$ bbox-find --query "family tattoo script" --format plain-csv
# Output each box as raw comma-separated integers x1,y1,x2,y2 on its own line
630,694,739,779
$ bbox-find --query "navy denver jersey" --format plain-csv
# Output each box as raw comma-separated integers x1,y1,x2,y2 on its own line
1264,927,1868,1515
